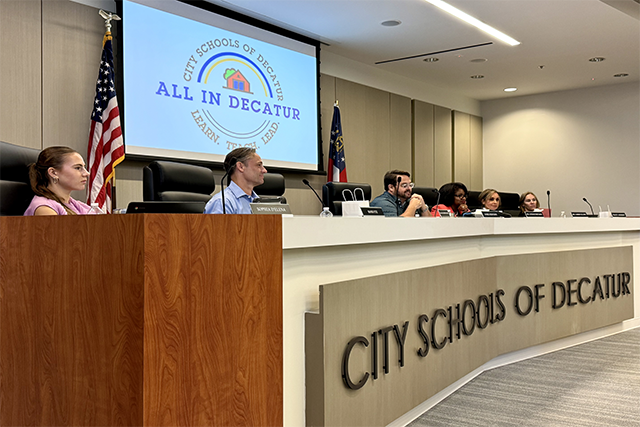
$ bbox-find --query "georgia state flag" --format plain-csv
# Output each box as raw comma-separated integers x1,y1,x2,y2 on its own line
327,105,347,182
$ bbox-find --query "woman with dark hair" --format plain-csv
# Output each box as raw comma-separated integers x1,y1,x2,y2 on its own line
519,191,541,216
24,146,93,216
430,182,470,217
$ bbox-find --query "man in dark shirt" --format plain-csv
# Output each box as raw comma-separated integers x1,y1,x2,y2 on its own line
370,170,430,217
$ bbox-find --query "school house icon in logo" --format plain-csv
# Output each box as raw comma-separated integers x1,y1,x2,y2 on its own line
224,68,252,94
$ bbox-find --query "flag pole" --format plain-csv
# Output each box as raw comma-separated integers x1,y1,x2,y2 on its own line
327,100,347,183
100,10,121,212
87,10,125,213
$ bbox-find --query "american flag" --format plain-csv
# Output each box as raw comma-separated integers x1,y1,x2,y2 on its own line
327,105,347,182
87,31,124,213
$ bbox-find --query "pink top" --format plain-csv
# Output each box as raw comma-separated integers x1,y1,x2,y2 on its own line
430,204,456,217
24,195,93,216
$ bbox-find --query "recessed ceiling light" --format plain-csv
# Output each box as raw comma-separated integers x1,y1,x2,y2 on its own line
422,0,520,46
423,57,439,62
470,58,487,63
504,87,517,92
588,57,606,62
381,20,401,27
470,75,484,79
614,73,629,78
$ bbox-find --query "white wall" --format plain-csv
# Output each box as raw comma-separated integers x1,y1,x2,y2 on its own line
481,82,640,216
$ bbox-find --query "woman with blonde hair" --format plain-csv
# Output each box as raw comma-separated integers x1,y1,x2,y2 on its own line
24,146,94,216
478,189,501,211
519,191,541,216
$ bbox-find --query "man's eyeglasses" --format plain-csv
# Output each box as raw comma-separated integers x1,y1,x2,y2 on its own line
399,183,415,189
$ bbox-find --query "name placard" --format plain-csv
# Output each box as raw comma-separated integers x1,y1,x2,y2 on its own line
250,203,292,214
361,207,384,216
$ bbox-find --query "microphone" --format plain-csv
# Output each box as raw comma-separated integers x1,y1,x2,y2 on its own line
221,157,238,214
395,176,402,216
583,197,595,216
546,190,551,210
302,179,325,208
432,189,441,217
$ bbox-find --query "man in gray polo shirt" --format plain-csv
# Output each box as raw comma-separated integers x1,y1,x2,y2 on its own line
370,170,430,217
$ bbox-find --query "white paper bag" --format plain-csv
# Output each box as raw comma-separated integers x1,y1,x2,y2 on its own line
341,188,369,217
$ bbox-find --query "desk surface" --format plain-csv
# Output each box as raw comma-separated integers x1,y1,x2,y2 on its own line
283,216,640,249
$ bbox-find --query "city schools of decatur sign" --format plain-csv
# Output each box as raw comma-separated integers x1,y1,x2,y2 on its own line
341,272,632,390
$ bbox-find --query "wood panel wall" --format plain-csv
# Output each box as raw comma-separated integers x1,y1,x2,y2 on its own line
412,101,454,188
0,0,42,147
453,111,483,190
42,0,105,153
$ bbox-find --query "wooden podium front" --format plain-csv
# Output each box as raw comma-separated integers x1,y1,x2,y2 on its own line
0,214,283,426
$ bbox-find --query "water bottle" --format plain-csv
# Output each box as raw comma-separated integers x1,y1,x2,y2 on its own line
89,203,104,215
319,207,333,218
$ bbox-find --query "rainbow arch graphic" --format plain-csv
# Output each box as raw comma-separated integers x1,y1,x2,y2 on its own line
197,52,273,98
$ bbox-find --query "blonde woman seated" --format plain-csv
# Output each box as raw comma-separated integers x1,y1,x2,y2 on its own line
519,191,542,216
478,189,501,211
24,146,94,216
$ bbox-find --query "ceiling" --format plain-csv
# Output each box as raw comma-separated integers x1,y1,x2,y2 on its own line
205,0,640,101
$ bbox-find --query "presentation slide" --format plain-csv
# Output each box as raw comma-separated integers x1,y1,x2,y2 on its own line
121,0,320,171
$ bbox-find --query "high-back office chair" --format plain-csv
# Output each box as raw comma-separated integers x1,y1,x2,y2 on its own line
254,173,287,203
466,190,482,210
467,190,520,216
322,181,372,216
498,192,521,217
143,160,215,202
411,186,440,209
0,141,40,216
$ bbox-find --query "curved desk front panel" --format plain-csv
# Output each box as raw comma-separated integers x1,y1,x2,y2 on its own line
282,217,640,427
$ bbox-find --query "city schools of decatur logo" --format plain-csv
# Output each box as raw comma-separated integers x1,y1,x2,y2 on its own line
155,38,302,151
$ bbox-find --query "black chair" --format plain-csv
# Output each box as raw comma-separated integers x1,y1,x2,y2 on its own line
499,192,521,217
411,186,439,208
0,141,40,216
467,190,482,210
322,181,372,216
254,173,287,203
468,190,521,217
143,160,215,202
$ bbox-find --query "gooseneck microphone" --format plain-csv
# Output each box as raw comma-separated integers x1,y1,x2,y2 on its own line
395,176,402,216
302,179,326,208
583,197,595,216
546,190,551,211
220,158,238,214
433,189,441,216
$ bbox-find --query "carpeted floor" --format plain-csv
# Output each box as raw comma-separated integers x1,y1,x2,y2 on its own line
408,328,640,427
